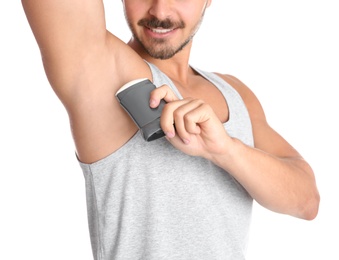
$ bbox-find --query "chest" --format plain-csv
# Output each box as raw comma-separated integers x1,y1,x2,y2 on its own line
173,79,229,123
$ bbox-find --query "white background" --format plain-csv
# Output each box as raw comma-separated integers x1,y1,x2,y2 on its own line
1,1,338,259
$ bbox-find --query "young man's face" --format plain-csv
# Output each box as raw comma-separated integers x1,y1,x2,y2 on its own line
122,0,211,59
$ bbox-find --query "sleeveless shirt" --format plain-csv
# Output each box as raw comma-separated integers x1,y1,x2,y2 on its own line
79,62,254,260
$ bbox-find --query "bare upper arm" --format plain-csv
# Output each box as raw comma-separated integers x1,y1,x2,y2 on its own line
21,0,150,101
22,0,152,163
21,0,106,87
218,74,302,159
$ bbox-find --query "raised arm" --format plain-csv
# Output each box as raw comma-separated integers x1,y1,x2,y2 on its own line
21,0,150,99
21,0,152,163
21,0,107,98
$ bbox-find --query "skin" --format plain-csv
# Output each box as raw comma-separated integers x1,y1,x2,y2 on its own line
21,0,320,220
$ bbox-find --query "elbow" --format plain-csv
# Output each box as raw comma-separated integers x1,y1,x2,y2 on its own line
296,164,320,221
299,190,320,221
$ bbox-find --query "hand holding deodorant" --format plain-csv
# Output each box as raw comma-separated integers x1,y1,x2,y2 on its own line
115,78,166,141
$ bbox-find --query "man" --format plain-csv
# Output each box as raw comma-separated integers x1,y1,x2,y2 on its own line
22,0,319,259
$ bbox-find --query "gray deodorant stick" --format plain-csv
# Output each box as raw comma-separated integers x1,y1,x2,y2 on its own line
115,78,166,141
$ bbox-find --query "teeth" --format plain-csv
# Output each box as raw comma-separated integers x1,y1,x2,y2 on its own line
150,28,172,34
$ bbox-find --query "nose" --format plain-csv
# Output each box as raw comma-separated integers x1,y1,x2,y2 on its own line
148,0,173,20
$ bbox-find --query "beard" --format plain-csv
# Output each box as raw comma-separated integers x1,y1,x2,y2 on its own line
127,9,206,60
135,17,187,60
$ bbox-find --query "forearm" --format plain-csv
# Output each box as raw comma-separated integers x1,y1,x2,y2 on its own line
211,138,320,220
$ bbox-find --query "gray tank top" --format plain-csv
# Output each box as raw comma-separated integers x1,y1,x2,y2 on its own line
79,62,254,260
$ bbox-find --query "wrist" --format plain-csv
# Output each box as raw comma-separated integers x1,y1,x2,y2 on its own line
208,137,240,170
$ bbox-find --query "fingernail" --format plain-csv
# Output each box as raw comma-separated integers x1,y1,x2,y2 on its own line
150,99,157,107
165,131,175,138
182,138,190,145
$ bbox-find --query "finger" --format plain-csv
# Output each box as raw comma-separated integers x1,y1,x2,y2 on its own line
183,103,215,134
160,99,192,139
149,84,179,108
173,100,206,142
161,99,207,144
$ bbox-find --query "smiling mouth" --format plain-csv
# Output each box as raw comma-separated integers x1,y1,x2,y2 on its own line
149,27,174,34
138,18,184,35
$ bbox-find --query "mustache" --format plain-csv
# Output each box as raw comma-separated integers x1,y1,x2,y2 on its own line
138,17,185,29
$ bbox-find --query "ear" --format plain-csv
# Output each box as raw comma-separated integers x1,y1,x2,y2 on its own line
206,0,212,8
